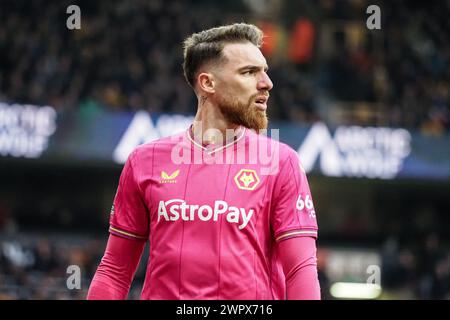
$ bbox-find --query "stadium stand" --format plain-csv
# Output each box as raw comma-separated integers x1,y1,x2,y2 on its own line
1,0,448,131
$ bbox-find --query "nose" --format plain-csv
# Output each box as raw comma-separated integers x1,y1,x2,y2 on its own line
257,71,273,91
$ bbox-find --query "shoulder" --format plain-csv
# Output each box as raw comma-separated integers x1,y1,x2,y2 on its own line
246,128,299,163
245,129,300,177
128,131,186,163
275,141,300,175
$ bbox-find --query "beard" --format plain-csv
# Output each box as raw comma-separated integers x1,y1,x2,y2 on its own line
217,92,269,131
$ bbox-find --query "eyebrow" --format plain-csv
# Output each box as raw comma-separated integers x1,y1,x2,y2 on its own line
238,65,269,72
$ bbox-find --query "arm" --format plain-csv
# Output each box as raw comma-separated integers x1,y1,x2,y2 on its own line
87,148,149,300
270,148,320,299
87,234,146,300
278,236,321,300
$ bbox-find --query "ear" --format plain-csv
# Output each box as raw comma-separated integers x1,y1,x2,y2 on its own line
197,72,215,94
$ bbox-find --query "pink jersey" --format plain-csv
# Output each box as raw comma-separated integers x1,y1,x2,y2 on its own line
109,126,318,299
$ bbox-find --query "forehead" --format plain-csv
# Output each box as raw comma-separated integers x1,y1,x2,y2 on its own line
221,42,267,69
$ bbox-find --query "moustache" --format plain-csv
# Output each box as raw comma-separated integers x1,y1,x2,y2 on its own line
250,92,270,99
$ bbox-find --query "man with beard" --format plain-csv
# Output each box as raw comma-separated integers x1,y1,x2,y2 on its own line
87,23,320,300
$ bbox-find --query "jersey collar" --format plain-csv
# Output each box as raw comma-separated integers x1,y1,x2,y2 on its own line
186,125,246,155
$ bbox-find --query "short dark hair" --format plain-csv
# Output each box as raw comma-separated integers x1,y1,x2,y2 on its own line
182,23,264,89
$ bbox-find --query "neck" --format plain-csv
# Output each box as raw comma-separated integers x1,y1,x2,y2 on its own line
192,97,241,146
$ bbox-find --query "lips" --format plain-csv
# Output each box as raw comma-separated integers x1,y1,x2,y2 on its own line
254,95,269,111
254,96,268,104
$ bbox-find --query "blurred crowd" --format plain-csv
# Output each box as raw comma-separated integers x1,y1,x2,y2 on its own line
319,0,450,134
0,231,448,299
0,0,449,132
380,232,450,299
0,233,145,299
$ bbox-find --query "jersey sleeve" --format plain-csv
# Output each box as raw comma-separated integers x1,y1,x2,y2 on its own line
109,149,149,241
271,148,318,242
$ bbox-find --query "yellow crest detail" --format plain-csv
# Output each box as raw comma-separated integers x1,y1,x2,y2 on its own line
234,169,260,191
160,169,180,183
239,172,255,187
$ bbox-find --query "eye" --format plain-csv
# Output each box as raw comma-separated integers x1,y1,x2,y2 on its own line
242,69,256,75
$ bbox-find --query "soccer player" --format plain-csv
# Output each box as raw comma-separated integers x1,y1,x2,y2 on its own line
87,23,320,300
